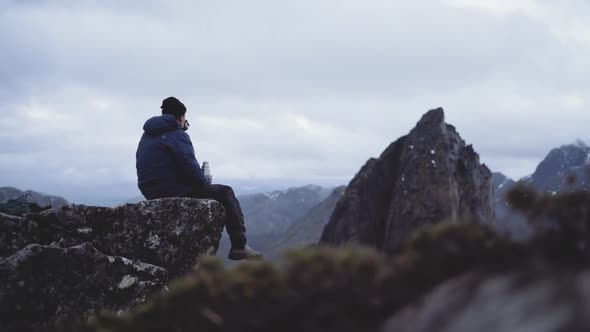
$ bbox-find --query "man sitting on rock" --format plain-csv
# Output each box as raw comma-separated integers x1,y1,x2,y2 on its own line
136,96,262,260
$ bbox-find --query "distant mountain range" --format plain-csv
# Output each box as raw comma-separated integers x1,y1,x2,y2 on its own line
216,185,337,262
240,142,590,249
492,142,590,201
268,186,346,254
3,141,589,259
238,184,333,235
525,142,590,193
493,142,590,238
0,187,68,208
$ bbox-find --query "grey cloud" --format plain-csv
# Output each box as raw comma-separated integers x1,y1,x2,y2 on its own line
0,0,575,99
0,0,589,203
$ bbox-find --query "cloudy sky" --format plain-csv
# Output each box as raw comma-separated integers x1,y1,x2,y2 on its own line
1,0,589,204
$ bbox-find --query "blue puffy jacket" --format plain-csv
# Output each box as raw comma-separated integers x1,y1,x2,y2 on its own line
136,114,209,199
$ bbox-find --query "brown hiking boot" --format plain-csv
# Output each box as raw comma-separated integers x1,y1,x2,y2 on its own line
228,244,263,261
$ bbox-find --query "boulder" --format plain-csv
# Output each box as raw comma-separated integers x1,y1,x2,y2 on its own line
0,197,225,330
320,108,494,252
0,243,168,331
29,198,225,277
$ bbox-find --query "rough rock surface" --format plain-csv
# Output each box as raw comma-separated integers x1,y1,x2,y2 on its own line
320,108,494,252
29,198,225,277
0,198,225,330
383,267,590,332
0,243,168,331
0,212,39,258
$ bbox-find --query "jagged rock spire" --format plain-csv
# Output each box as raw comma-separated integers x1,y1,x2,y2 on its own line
320,108,494,252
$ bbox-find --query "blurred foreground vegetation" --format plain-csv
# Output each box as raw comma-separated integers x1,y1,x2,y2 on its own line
79,185,590,332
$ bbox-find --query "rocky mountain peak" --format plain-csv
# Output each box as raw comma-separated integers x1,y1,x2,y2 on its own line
415,107,446,129
529,142,590,192
535,144,589,176
320,108,494,252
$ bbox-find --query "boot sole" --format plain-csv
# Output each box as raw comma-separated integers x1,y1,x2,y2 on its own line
228,251,263,261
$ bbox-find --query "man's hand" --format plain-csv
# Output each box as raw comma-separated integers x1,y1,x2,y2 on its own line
207,175,213,184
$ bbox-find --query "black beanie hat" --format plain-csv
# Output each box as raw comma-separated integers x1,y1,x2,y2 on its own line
161,97,187,118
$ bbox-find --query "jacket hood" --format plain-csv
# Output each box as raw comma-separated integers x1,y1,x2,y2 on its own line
143,114,180,135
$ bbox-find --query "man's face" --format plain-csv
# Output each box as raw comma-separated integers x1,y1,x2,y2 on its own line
177,115,186,127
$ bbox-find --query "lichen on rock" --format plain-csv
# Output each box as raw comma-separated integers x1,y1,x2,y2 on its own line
0,212,39,258
0,197,226,331
0,242,168,331
29,197,225,277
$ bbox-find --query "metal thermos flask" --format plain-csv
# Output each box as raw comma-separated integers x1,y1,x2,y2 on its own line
202,161,212,183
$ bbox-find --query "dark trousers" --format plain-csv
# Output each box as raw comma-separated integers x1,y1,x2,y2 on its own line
186,184,247,248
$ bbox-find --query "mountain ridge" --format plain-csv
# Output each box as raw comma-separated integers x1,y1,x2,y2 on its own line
0,186,68,208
